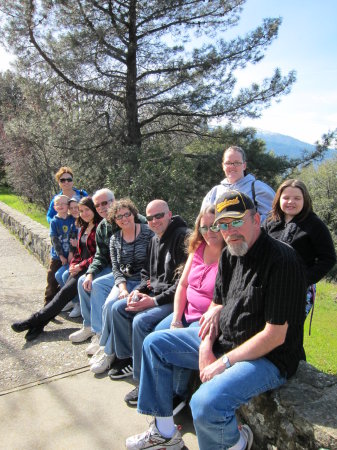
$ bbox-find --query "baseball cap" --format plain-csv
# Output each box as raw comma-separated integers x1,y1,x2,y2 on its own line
214,190,255,222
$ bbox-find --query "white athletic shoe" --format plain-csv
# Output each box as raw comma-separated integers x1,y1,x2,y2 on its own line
89,347,105,364
90,353,115,374
126,421,184,449
85,334,101,355
240,424,253,450
62,301,73,312
69,326,94,343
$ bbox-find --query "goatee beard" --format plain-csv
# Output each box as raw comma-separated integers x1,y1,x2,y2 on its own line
227,240,248,256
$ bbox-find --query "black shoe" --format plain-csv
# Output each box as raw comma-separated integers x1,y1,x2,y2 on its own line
108,357,133,379
173,395,187,416
11,319,32,333
124,386,139,406
25,326,44,341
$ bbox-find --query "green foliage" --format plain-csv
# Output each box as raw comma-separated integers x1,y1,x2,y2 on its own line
304,280,337,375
298,155,337,280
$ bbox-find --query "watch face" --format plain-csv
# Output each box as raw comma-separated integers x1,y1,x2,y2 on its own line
222,355,230,368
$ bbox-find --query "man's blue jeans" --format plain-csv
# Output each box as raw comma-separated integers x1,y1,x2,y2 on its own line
138,328,287,450
77,267,114,332
99,280,140,356
111,299,173,381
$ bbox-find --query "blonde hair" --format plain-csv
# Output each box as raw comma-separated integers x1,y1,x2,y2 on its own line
55,167,73,183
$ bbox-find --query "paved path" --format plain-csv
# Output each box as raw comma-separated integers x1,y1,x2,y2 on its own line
0,221,198,449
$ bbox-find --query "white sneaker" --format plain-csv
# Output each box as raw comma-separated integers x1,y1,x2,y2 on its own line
90,353,115,374
126,421,184,449
89,347,105,364
240,424,253,450
69,327,94,343
86,334,101,355
62,301,74,312
69,303,82,318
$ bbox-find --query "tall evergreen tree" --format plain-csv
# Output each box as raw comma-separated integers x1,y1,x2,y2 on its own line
0,0,295,149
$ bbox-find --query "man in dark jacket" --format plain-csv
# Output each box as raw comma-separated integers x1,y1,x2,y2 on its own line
109,200,188,402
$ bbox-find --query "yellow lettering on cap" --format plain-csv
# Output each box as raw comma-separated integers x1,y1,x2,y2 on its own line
216,196,240,213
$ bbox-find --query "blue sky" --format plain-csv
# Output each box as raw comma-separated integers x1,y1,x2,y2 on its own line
224,0,337,144
0,0,336,144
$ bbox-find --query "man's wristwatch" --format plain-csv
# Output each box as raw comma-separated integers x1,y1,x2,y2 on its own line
222,354,231,369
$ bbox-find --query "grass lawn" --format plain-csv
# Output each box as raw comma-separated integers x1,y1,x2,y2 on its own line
0,186,48,228
304,280,337,375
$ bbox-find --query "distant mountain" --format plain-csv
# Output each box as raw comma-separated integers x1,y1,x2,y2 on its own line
255,130,317,158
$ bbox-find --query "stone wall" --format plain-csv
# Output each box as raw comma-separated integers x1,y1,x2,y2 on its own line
0,200,50,268
0,200,336,449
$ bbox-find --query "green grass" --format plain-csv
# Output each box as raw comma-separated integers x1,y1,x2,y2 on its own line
304,280,337,375
0,186,49,227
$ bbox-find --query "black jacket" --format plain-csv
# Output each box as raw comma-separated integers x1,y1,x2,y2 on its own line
263,212,336,285
137,215,188,305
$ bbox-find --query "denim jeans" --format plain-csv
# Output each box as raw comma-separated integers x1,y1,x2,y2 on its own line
138,328,286,450
99,280,140,356
77,267,114,331
55,266,79,304
112,299,173,381
155,312,198,331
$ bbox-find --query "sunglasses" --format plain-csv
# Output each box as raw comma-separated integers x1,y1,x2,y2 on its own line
60,177,73,183
115,211,132,220
199,225,220,234
216,219,245,231
94,200,112,209
146,212,166,222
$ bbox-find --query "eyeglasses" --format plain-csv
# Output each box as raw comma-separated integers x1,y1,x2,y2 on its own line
223,162,243,167
216,219,245,231
146,212,166,222
94,199,112,209
60,177,73,183
199,225,220,234
115,211,132,220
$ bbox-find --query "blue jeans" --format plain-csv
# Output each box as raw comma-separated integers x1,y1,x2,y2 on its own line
77,267,114,331
55,266,79,304
138,328,286,450
100,280,140,356
112,299,173,381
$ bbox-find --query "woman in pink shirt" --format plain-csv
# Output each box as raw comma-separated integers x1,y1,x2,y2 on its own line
156,205,225,331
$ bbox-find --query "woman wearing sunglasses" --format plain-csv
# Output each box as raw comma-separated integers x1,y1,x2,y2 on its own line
89,198,154,374
12,197,101,340
155,205,225,332
47,166,88,223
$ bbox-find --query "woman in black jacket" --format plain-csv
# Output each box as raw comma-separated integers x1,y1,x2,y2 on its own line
263,179,336,317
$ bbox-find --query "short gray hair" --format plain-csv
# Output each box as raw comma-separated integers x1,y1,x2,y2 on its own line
92,188,115,202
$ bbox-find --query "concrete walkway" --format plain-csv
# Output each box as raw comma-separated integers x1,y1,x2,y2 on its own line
0,221,198,449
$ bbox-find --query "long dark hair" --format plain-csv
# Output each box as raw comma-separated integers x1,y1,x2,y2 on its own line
270,179,312,222
76,197,101,229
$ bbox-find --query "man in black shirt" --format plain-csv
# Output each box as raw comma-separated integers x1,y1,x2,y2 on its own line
126,191,306,450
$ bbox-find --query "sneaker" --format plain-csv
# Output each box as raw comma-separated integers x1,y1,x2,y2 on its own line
89,347,105,364
124,386,139,406
69,303,82,318
90,353,115,374
172,395,186,416
86,334,101,355
108,357,133,379
240,424,253,450
126,420,184,449
62,301,74,312
69,327,94,343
